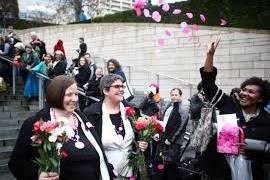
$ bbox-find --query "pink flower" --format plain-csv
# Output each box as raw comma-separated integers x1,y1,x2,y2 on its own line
152,11,161,22
60,150,69,159
220,18,227,26
133,0,145,16
186,12,193,19
180,21,187,28
162,3,170,12
134,117,148,131
157,164,165,170
33,121,42,133
125,107,136,117
172,9,181,15
158,0,166,5
200,14,206,23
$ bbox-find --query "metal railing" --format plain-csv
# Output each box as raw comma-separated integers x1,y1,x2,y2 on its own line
0,55,99,110
93,56,197,99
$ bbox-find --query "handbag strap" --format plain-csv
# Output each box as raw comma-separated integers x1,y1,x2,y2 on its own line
207,88,224,108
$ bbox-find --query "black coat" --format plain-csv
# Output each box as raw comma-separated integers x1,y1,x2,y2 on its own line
48,60,67,79
8,105,114,180
200,67,270,180
75,66,91,88
139,97,159,117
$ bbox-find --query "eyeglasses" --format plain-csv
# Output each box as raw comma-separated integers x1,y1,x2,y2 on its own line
109,84,126,89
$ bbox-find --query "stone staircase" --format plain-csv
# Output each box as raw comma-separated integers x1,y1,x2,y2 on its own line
0,87,38,180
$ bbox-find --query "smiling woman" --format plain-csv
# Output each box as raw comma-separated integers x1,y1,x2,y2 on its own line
199,37,270,180
84,74,149,179
8,75,114,180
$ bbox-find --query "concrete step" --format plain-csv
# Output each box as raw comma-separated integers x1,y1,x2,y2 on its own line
0,135,17,147
0,120,19,127
0,105,29,112
0,146,13,163
0,159,10,174
0,127,20,138
0,111,36,120
0,95,25,101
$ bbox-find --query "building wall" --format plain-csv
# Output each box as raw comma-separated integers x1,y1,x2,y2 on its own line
16,23,270,98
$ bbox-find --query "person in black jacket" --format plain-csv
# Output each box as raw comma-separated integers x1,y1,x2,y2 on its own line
200,37,270,180
83,74,148,179
75,56,91,110
48,50,67,79
77,37,87,60
8,75,113,180
85,67,104,107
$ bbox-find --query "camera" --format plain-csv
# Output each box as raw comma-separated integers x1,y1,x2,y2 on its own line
245,139,270,154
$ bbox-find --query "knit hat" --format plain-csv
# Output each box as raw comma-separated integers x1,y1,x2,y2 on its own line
14,42,25,50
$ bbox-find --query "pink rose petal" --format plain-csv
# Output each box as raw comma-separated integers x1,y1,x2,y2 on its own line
157,38,165,47
158,0,166,5
152,11,161,22
143,9,151,17
133,0,145,16
200,14,206,23
220,18,227,26
186,12,193,19
162,3,170,12
182,27,190,34
188,36,193,42
192,24,199,31
165,28,173,37
180,21,188,28
157,164,165,170
172,9,181,15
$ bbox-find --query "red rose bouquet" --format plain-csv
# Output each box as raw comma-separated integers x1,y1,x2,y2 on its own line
125,107,163,178
31,117,75,174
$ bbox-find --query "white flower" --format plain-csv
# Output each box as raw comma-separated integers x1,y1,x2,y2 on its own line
63,126,75,138
56,143,63,150
56,117,69,126
48,135,57,142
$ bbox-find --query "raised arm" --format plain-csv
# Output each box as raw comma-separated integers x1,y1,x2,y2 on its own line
204,36,220,72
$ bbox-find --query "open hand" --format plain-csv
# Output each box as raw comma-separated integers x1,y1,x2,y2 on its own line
207,36,221,56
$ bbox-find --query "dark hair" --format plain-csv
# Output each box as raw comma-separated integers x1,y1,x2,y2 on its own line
197,82,202,91
230,87,240,97
170,88,182,96
79,37,84,41
79,56,88,67
99,74,123,95
240,77,270,107
107,59,121,70
43,53,53,61
46,75,76,109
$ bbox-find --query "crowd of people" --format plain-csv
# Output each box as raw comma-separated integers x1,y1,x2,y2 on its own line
0,30,269,180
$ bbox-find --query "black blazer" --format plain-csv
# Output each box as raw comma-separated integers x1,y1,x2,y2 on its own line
8,105,114,180
48,60,67,79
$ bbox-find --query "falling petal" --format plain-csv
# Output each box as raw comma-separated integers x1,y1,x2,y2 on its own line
158,0,166,5
173,9,181,15
186,12,193,19
180,21,188,28
162,3,170,12
133,0,145,16
165,28,173,37
188,36,193,42
200,14,206,23
220,18,227,26
157,38,165,47
143,9,151,17
182,27,190,34
196,42,201,48
152,11,161,22
155,48,161,58
192,24,199,31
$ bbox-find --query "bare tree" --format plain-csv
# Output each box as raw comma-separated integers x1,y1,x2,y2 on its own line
56,0,108,22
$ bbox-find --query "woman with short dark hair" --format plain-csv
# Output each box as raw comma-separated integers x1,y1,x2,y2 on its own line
9,75,113,180
84,74,148,179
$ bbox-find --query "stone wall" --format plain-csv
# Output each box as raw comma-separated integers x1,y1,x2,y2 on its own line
16,23,270,98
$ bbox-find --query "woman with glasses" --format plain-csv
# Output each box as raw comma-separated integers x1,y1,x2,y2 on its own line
84,74,148,179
